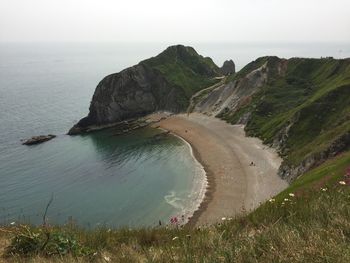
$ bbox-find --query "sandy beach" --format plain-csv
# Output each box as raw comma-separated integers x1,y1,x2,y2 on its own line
152,113,288,226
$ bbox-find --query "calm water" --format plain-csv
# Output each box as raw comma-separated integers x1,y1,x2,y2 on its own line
0,42,349,228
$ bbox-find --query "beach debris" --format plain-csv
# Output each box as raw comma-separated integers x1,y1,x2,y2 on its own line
22,134,56,145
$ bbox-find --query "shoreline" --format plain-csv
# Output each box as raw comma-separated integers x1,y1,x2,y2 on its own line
156,126,209,226
166,131,211,227
153,113,289,226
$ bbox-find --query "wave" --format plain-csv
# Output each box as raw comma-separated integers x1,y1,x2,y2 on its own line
163,133,207,224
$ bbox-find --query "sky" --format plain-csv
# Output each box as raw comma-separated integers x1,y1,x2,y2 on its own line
0,0,349,43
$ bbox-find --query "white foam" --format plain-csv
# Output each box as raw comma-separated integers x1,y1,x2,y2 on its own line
168,133,208,224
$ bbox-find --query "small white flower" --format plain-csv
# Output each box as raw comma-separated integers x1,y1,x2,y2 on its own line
288,193,295,197
321,188,327,192
172,236,179,241
269,198,275,202
10,222,15,225
103,255,111,262
228,218,233,221
339,181,346,185
284,198,289,202
221,217,227,221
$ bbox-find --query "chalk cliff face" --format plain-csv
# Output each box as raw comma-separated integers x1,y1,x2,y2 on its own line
193,59,271,117
69,45,228,134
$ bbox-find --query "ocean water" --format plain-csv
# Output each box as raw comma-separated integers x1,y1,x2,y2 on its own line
0,43,207,228
0,42,349,228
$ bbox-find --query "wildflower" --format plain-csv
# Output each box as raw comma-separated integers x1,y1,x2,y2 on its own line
339,181,346,185
284,198,289,202
269,198,275,203
172,236,179,241
321,188,327,192
103,255,111,262
221,217,227,221
228,217,233,221
10,222,15,225
288,193,295,197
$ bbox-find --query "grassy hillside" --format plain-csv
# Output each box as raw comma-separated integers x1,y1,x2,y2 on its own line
220,57,350,171
1,151,349,262
143,45,221,99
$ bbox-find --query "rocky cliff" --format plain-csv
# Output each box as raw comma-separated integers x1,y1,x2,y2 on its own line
69,45,232,134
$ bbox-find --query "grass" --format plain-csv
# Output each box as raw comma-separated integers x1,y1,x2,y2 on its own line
1,151,350,262
143,45,221,100
220,57,350,168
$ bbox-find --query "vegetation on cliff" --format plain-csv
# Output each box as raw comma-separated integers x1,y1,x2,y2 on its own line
69,45,225,133
219,57,350,180
143,45,220,98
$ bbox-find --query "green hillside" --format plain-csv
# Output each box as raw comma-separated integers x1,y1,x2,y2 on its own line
142,45,221,98
220,57,350,173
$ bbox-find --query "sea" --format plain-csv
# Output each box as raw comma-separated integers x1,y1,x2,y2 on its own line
0,42,349,228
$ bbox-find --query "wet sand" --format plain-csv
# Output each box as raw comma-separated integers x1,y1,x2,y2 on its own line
152,113,288,226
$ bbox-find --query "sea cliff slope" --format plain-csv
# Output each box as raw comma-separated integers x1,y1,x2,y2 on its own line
192,56,350,182
68,45,232,134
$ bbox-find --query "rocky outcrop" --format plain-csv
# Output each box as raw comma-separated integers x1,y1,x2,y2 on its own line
220,60,235,76
69,45,227,135
279,131,350,182
69,64,183,134
22,135,56,145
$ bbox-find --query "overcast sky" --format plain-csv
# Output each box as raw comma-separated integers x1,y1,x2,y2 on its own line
1,0,349,43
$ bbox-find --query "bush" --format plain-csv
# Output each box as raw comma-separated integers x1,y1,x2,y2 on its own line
6,225,93,258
